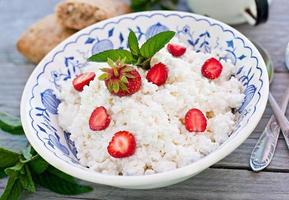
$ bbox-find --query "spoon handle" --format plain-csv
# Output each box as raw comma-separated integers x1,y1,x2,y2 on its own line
250,90,289,172
269,93,289,147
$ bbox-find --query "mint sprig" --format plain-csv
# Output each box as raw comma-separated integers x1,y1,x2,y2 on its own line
88,30,175,70
0,112,93,200
0,173,23,200
33,166,92,195
0,112,24,135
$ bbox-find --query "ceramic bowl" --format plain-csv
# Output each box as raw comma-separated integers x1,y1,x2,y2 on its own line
21,11,269,189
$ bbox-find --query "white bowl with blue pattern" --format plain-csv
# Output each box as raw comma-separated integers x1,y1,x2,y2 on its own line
21,11,269,189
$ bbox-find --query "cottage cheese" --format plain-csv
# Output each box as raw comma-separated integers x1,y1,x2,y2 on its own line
57,40,244,175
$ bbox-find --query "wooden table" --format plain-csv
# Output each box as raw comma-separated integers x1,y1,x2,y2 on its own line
1,0,289,199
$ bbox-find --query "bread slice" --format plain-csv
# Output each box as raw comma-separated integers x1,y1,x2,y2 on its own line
56,0,131,30
17,15,76,64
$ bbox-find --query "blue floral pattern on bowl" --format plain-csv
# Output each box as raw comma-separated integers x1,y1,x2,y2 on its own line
23,12,267,169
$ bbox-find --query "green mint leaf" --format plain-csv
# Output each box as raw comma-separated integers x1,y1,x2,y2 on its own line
88,49,135,63
128,31,140,56
0,112,24,135
19,165,36,193
46,166,76,183
0,147,19,168
33,169,93,195
28,156,49,174
0,168,6,179
4,163,24,177
140,31,175,58
0,175,23,200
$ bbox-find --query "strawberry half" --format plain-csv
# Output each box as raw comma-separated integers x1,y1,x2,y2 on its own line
107,131,136,158
146,62,168,86
201,58,223,80
99,59,141,97
184,108,207,132
167,43,186,57
89,106,111,131
72,72,96,91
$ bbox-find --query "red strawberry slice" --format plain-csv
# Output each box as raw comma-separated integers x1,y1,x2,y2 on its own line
73,72,96,91
107,131,136,158
89,106,111,131
146,62,168,86
167,43,186,57
185,108,207,132
201,58,223,80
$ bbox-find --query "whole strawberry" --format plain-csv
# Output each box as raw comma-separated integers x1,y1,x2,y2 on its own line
99,59,142,97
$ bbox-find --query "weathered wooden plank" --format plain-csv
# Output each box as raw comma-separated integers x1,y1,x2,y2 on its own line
1,168,289,200
216,138,289,170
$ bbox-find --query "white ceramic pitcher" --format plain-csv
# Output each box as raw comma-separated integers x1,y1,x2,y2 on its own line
187,0,270,25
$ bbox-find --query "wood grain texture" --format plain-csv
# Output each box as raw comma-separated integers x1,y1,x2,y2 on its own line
1,168,289,200
0,0,289,199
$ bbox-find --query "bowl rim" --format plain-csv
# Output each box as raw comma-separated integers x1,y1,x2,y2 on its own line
21,10,269,187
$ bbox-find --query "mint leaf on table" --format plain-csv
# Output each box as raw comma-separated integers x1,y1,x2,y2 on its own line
140,31,175,58
4,162,23,177
19,165,36,193
46,166,76,183
128,31,140,56
88,49,135,63
1,163,24,200
0,112,24,135
33,169,93,195
28,156,49,174
0,147,19,168
0,175,23,200
0,168,6,179
0,112,93,199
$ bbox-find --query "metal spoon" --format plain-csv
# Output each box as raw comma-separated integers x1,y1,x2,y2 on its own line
268,93,289,147
250,42,289,172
